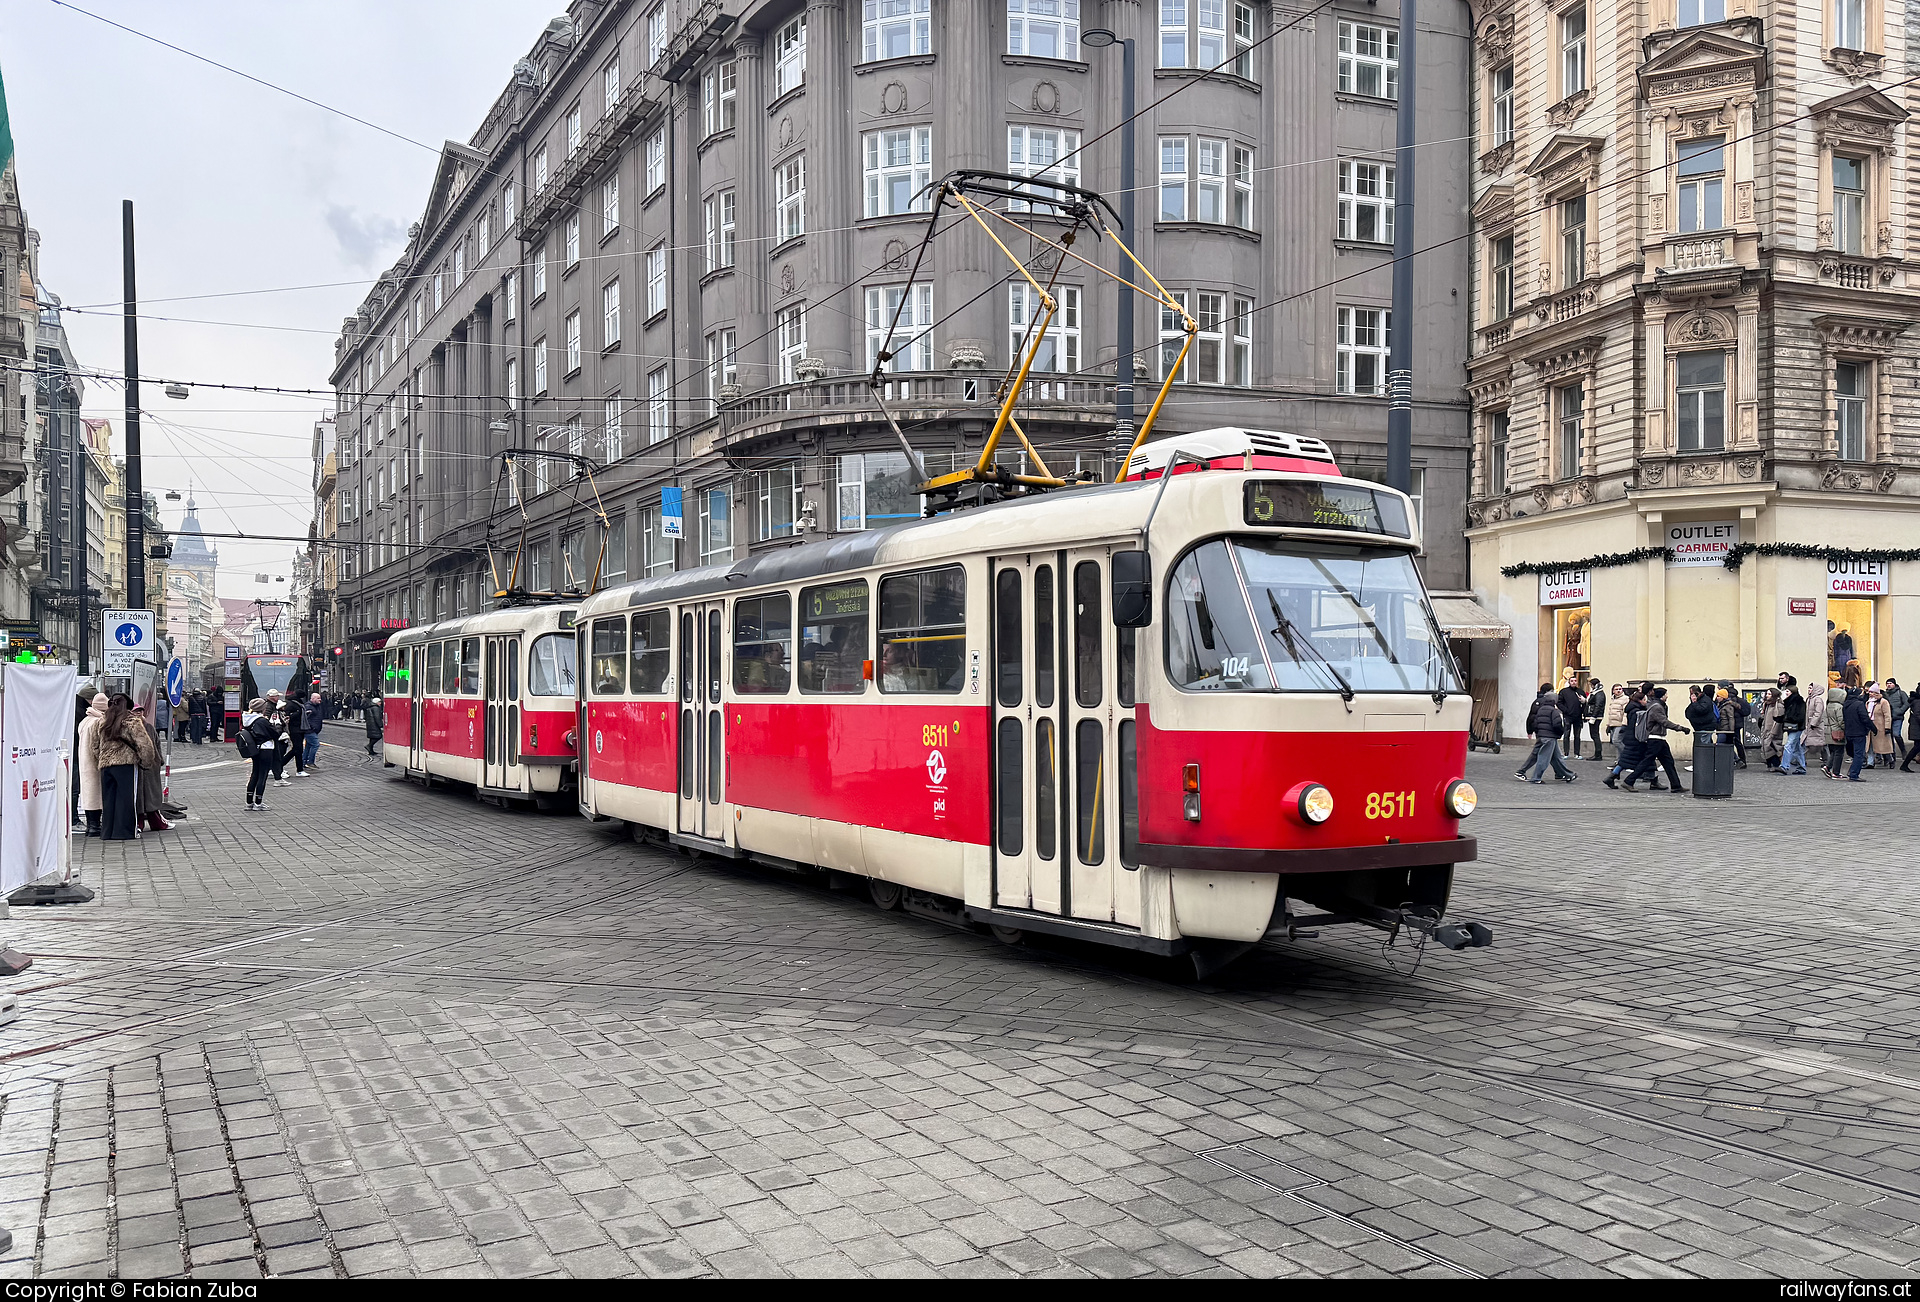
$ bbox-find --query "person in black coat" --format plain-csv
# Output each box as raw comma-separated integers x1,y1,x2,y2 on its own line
364,691,385,756
1556,677,1587,758
1842,688,1874,781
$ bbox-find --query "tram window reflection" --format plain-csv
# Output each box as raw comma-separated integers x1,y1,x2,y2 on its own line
590,618,627,695
799,581,869,694
1166,541,1271,691
878,565,967,694
427,641,444,695
528,632,576,697
460,638,482,695
629,611,671,693
1073,562,1103,708
1034,564,1055,708
1034,718,1057,861
734,594,793,694
996,570,1022,707
442,641,458,691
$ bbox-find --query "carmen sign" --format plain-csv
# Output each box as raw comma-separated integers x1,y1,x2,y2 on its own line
1538,569,1592,608
1828,559,1890,596
1666,519,1739,567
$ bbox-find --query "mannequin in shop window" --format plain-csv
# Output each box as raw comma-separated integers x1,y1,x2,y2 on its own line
1832,621,1855,674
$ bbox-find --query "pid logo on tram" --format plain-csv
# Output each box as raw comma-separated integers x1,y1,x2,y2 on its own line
925,749,947,785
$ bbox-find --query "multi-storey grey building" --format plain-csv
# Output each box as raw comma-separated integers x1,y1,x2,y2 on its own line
330,0,1471,692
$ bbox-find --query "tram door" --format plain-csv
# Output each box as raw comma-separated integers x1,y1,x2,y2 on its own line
676,603,726,840
1061,549,1139,927
991,556,1063,914
483,635,522,791
408,645,426,771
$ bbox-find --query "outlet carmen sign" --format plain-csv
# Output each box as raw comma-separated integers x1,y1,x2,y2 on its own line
1666,519,1738,567
1538,568,1592,608
1828,559,1890,596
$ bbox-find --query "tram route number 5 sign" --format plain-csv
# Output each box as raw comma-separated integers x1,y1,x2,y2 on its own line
102,608,155,676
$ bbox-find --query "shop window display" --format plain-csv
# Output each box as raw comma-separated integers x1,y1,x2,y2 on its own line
1828,601,1873,686
1555,606,1592,688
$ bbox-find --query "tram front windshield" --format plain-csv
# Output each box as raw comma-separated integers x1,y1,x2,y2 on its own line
1168,538,1458,694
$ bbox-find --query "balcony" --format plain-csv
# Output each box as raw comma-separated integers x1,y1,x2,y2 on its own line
1549,288,1590,323
1479,322,1512,351
0,314,25,359
1820,254,1887,291
718,372,1123,449
1665,235,1729,273
657,1,736,84
0,430,25,498
520,82,662,238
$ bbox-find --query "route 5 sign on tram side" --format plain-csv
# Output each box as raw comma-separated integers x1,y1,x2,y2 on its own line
102,609,155,675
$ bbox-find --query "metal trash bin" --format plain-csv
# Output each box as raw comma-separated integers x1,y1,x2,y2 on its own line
1692,738,1736,798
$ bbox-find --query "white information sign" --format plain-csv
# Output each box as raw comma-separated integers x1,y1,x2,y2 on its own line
1,662,79,892
1666,519,1739,567
1828,559,1890,596
103,608,156,675
1538,568,1592,608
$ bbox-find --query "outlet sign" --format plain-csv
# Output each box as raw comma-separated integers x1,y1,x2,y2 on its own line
1666,519,1739,567
1828,560,1890,596
1538,569,1592,607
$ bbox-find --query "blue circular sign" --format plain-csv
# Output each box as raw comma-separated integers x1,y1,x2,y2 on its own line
114,623,143,646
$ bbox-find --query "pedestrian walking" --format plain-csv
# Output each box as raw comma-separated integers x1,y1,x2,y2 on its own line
364,690,384,756
1602,684,1627,762
301,691,324,771
1823,681,1849,777
239,698,281,811
134,704,173,832
1557,673,1586,758
1582,680,1606,760
1722,684,1750,767
1778,676,1807,774
94,693,159,840
1884,678,1909,766
1868,684,1894,774
1518,685,1578,783
1605,688,1655,788
1841,686,1874,781
76,691,108,836
277,688,310,778
1903,700,1919,774
1757,689,1783,770
1622,686,1689,793
187,691,208,745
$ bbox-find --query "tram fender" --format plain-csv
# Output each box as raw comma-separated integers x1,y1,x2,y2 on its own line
1168,869,1280,943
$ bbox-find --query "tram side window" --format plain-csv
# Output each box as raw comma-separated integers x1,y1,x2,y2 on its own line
590,618,627,695
426,642,443,695
1073,561,1102,708
733,594,792,694
1034,564,1055,708
442,641,459,692
995,569,1021,708
630,610,672,693
878,565,967,694
1165,541,1271,691
799,581,869,694
460,638,482,695
530,632,577,696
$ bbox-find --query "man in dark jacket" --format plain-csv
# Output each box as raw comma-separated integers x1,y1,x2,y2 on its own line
1557,676,1587,758
1624,686,1689,792
1843,688,1874,781
300,692,324,772
1606,689,1648,788
364,691,384,756
1779,675,1808,775
1582,681,1607,760
1519,686,1578,783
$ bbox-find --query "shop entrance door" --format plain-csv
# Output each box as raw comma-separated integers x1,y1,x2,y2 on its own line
677,603,726,840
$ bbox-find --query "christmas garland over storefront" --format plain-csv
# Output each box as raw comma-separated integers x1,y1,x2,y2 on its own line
1721,542,1920,571
1500,547,1671,578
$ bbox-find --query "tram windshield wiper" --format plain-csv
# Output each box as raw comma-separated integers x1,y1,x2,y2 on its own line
1265,589,1354,704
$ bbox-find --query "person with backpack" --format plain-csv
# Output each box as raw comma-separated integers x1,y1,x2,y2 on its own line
238,698,282,811
1622,685,1689,793
1518,685,1578,783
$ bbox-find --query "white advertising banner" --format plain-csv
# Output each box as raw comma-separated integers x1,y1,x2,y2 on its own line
1665,519,1740,567
1828,559,1890,596
1538,568,1592,608
1,662,79,893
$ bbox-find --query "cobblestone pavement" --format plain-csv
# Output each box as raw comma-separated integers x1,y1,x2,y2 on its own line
3,733,1919,1278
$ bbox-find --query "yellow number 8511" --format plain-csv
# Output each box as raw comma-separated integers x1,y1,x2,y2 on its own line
1364,791,1414,819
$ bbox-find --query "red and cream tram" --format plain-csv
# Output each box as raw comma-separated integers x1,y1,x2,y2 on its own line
574,429,1487,962
382,604,579,807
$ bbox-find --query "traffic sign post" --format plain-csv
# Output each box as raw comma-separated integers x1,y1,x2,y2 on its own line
102,609,155,676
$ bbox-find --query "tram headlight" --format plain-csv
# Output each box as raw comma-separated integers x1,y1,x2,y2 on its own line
1286,781,1334,825
1444,779,1478,818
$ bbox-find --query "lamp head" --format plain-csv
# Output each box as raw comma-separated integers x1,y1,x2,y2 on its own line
1081,26,1118,47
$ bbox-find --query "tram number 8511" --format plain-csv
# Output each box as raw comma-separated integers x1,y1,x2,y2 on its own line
1364,791,1415,819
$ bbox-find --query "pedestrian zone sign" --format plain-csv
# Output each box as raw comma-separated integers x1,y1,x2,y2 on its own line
103,609,155,675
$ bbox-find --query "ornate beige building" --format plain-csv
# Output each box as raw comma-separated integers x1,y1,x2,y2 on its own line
1463,0,1920,728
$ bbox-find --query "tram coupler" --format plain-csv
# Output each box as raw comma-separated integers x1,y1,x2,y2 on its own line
1329,901,1493,950
1410,915,1494,951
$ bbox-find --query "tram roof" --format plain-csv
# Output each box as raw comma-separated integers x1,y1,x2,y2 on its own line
388,601,578,647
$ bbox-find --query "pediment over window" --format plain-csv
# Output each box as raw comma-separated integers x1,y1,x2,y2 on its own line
1471,184,1516,226
1810,85,1910,151
1813,314,1911,356
420,141,492,242
1638,27,1769,103
1524,135,1605,188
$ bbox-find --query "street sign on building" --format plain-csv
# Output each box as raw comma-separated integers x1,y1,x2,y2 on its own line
102,609,156,675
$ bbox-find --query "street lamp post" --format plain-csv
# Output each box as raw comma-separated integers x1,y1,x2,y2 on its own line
1081,27,1137,472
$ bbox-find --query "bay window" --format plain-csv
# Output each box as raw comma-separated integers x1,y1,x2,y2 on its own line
1674,351,1726,452
1008,0,1080,59
864,0,931,61
865,128,933,216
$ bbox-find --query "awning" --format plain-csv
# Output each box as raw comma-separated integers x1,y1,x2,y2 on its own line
1431,595,1510,641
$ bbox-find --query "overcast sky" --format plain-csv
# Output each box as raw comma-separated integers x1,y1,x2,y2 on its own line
2,0,546,599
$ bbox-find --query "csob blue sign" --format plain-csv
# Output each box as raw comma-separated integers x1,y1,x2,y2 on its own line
114,622,143,647
166,658,186,707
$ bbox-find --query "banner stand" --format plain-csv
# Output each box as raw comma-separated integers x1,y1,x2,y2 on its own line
2,662,85,968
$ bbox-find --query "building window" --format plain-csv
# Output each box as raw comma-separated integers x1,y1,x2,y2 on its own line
1011,283,1080,373
1833,154,1866,255
567,417,586,478
565,311,582,374
506,356,519,407
1233,145,1254,227
1678,0,1725,25
1337,160,1395,243
705,190,737,270
1158,0,1230,69
1195,138,1228,223
706,328,737,410
642,507,674,577
602,280,621,349
867,284,934,373
534,337,548,394
646,242,667,316
754,464,803,540
776,15,806,96
566,104,582,156
1158,137,1188,220
535,145,549,191
648,366,670,443
777,306,807,382
776,155,806,240
1008,0,1080,59
603,395,623,463
646,128,666,193
1490,235,1514,320
1488,410,1510,494
838,452,928,530
1336,306,1389,395
1008,126,1080,211
1557,382,1584,478
601,174,619,237
478,212,491,256
532,431,551,496
1833,0,1865,50
1163,291,1250,385
1560,194,1587,286
1560,8,1587,97
604,58,621,110
1490,64,1514,147
865,128,932,217
703,60,737,137
699,488,733,565
648,5,667,65
564,213,580,268
532,242,547,299
504,271,518,321
503,182,517,229
454,243,466,287
864,0,931,61
1677,137,1724,233
1836,361,1869,460
603,513,627,585
1675,351,1726,452
433,267,445,310
1337,20,1398,100
1158,137,1252,228
1233,2,1256,77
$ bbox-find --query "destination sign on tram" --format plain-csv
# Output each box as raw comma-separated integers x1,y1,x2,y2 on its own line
1242,481,1411,538
809,583,869,617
